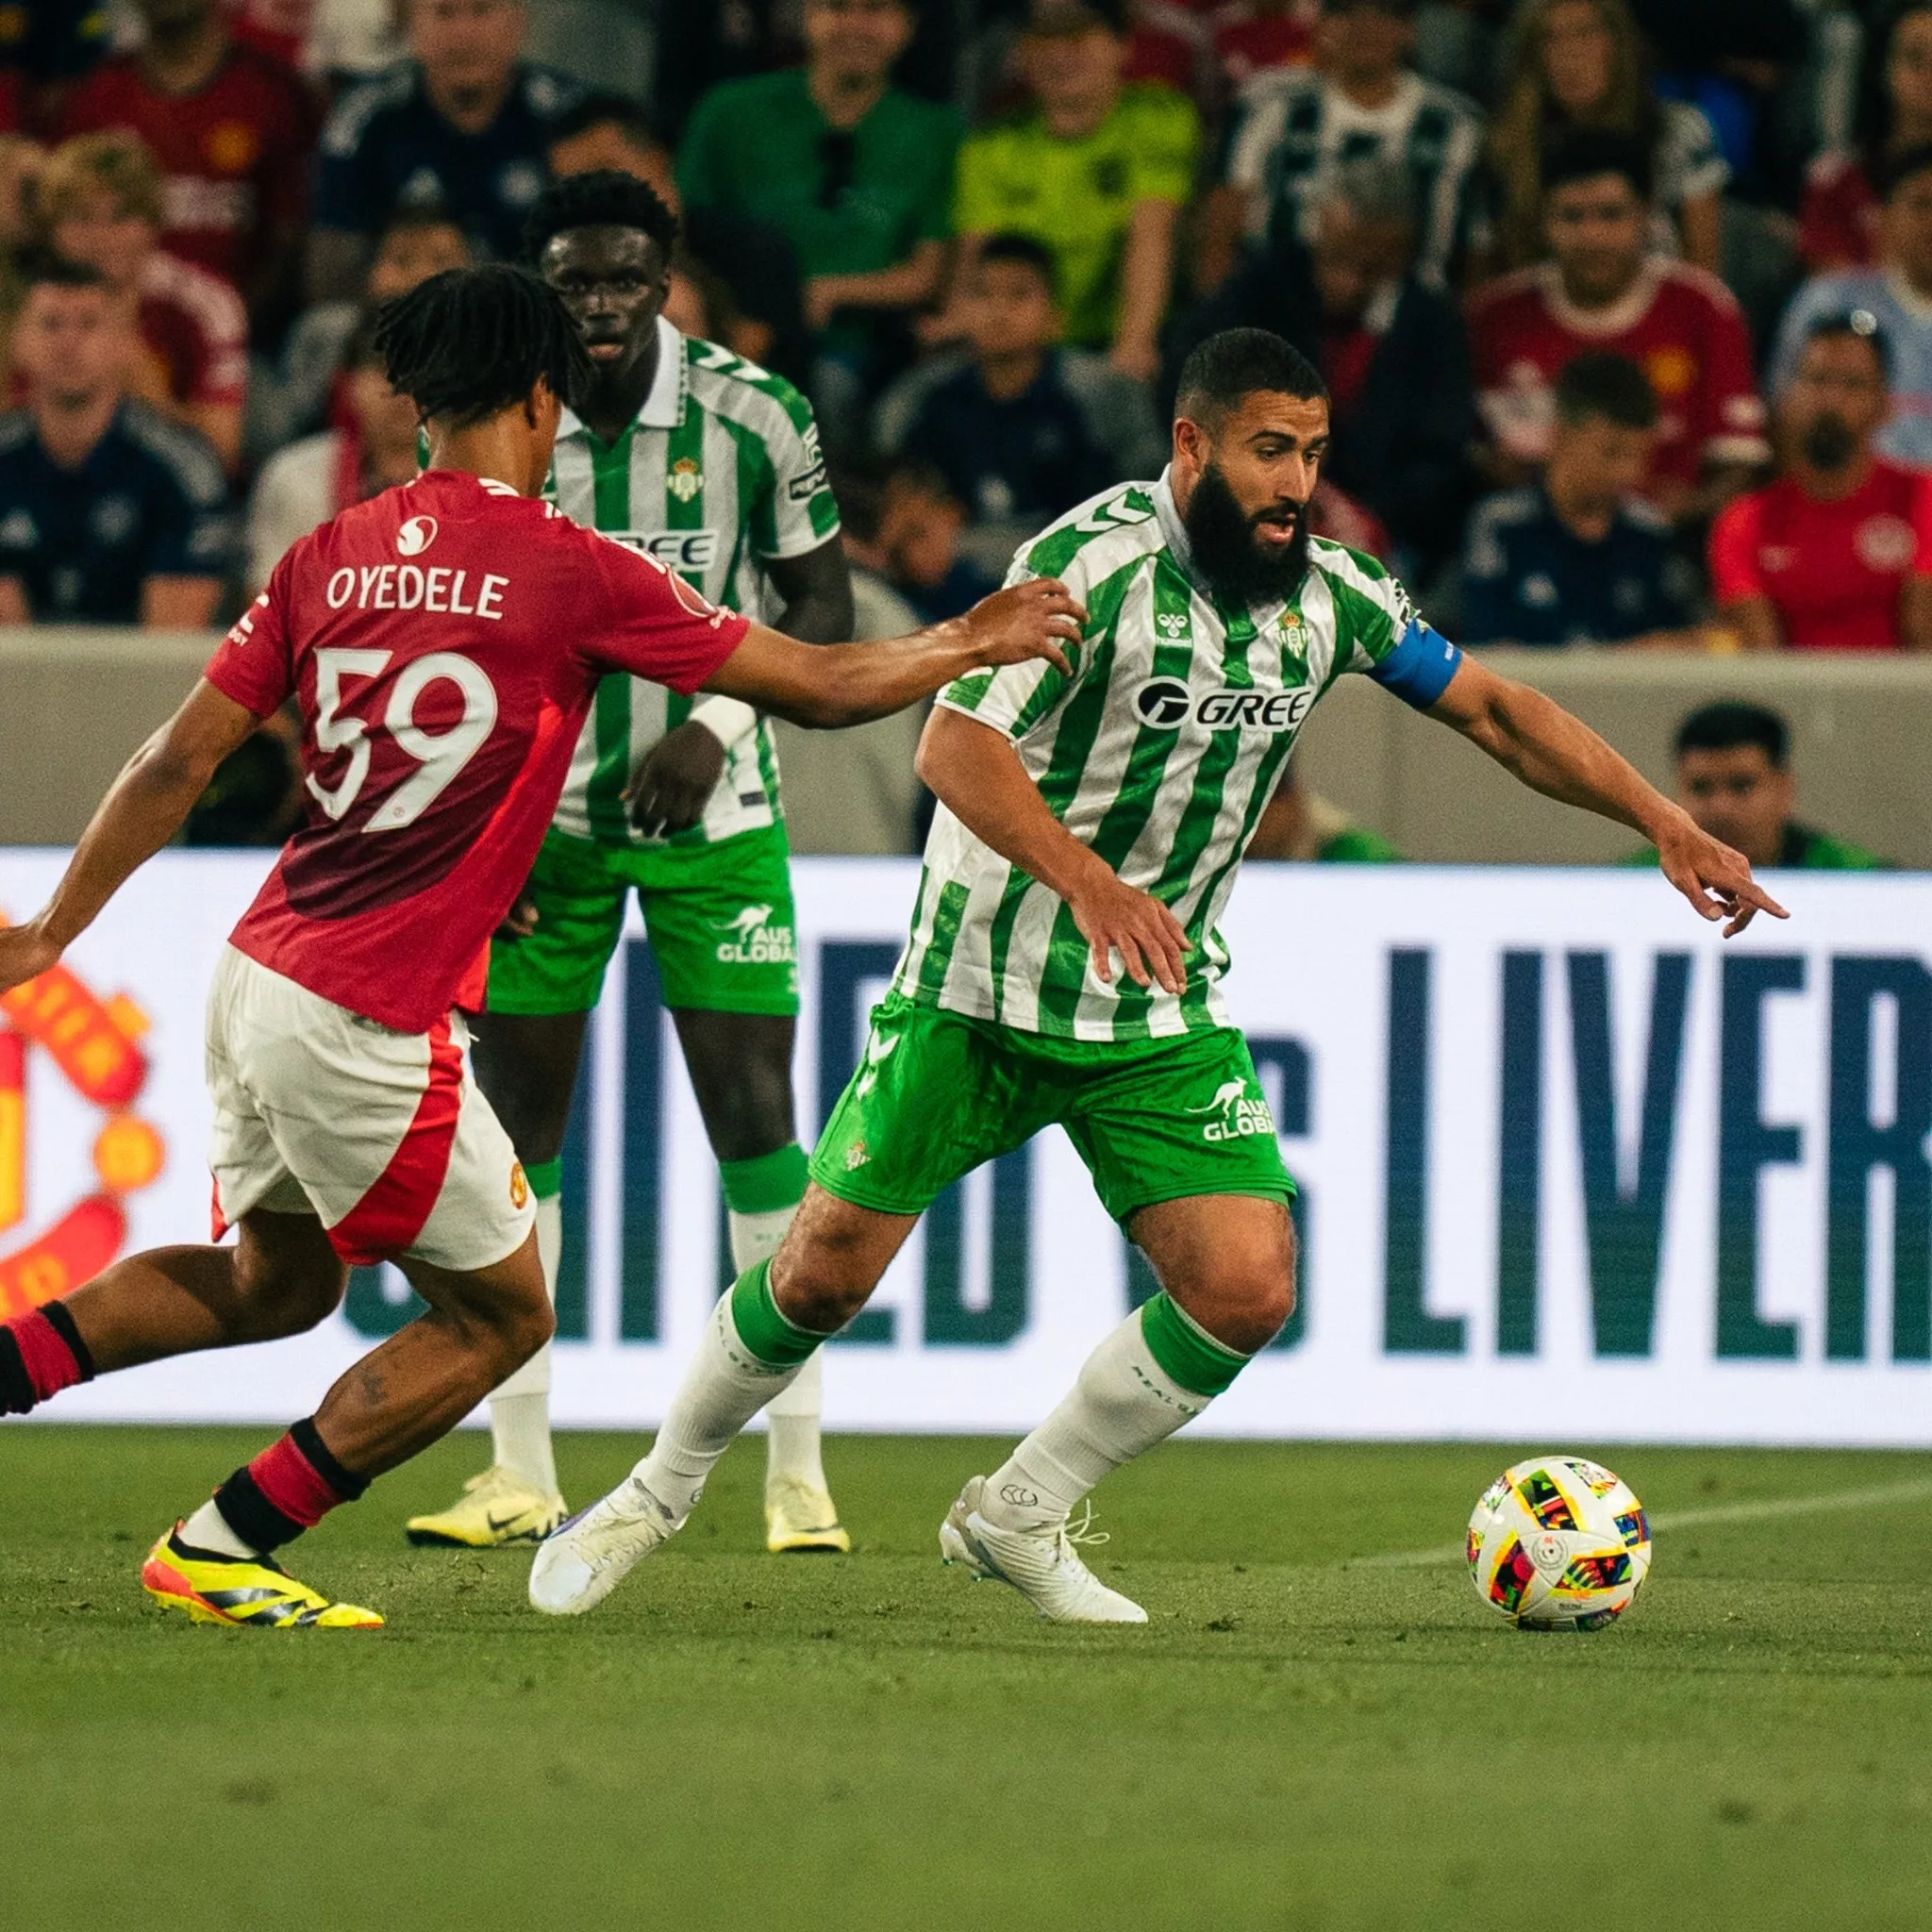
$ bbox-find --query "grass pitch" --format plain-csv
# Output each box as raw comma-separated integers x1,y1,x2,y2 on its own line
3,1428,1930,1931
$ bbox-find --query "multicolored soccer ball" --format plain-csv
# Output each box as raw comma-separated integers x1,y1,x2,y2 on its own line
1466,1456,1651,1631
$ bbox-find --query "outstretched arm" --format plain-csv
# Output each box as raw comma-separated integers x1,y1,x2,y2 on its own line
0,681,261,991
1425,655,1788,936
701,580,1082,730
915,707,1190,993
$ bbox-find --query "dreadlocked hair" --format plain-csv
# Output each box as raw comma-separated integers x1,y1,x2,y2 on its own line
523,168,679,265
371,264,591,427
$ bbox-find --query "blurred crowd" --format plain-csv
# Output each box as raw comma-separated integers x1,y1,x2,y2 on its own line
3,0,1932,670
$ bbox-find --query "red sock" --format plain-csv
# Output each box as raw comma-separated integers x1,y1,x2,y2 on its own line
0,1303,95,1413
210,1417,370,1553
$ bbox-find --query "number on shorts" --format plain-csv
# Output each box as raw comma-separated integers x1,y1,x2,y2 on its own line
306,647,499,831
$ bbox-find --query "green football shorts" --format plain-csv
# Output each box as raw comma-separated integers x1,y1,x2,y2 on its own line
810,992,1294,1224
486,823,800,1017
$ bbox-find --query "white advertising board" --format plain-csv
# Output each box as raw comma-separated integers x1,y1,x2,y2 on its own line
4,851,1928,1444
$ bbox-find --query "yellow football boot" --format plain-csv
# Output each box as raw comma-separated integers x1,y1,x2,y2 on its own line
141,1526,383,1630
764,1475,852,1555
404,1465,566,1548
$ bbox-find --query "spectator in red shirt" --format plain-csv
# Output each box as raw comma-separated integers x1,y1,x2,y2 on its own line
1212,2,1318,94
1800,3,1932,275
38,130,248,474
1469,127,1766,529
1708,312,1932,654
58,0,319,341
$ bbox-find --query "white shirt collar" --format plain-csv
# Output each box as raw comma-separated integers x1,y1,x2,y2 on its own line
558,315,686,441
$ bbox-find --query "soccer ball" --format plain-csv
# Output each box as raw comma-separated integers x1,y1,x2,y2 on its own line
1466,1456,1651,1631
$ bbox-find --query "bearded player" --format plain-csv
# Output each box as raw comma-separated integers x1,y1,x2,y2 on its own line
533,328,1787,1625
0,266,1081,1630
408,172,858,1557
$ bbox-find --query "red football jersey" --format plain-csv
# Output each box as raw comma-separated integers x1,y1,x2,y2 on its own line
204,470,751,1032
1798,150,1880,273
137,251,250,411
60,46,318,294
1707,459,1932,653
1470,260,1769,491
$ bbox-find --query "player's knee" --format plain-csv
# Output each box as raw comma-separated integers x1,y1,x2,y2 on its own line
771,1255,866,1334
491,1282,554,1374
232,1249,347,1341
1178,1241,1295,1356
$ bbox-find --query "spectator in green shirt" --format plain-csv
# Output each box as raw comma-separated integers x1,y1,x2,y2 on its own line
1624,701,1887,870
675,0,960,444
950,0,1200,382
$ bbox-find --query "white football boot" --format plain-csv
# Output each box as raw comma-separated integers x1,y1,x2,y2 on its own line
528,1475,679,1616
939,1475,1148,1624
764,1474,852,1555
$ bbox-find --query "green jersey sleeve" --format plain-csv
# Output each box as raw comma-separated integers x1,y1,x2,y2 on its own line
748,383,839,558
952,125,1010,237
1125,87,1201,206
910,104,965,242
1314,541,1463,709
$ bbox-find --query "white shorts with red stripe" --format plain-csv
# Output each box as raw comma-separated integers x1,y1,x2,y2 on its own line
205,946,534,1274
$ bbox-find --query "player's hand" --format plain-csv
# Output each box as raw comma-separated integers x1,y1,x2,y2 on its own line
1654,810,1790,937
627,720,729,836
1066,867,1191,994
960,579,1085,677
0,916,62,995
495,893,539,941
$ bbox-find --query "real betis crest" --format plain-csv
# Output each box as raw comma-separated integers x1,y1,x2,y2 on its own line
668,457,703,503
1278,613,1310,680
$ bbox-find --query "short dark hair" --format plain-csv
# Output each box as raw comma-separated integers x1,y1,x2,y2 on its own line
546,91,660,154
1542,127,1654,203
976,232,1058,290
1802,308,1891,382
1675,702,1790,768
523,168,679,267
1175,327,1326,426
1554,352,1657,430
1882,139,1932,200
372,264,591,426
17,250,108,297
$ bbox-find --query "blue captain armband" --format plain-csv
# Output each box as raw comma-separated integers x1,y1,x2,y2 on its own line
1369,619,1462,710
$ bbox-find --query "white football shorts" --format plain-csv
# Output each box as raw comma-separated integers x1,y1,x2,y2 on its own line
205,945,535,1274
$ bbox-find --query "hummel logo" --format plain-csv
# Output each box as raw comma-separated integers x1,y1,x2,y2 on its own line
856,1030,899,1097
1157,612,1189,637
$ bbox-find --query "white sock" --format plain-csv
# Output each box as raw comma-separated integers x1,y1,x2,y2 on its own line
632,1292,803,1524
489,1191,560,1496
979,1307,1217,1533
730,1203,828,1493
181,1497,258,1560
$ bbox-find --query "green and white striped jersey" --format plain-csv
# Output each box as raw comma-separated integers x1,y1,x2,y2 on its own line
893,472,1461,1041
547,317,840,847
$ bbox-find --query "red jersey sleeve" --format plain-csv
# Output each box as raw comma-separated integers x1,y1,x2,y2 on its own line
1911,473,1932,578
577,529,751,692
1707,491,1767,608
204,562,294,715
1693,289,1770,467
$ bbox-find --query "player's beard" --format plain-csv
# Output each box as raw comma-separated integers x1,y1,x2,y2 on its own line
1183,461,1311,608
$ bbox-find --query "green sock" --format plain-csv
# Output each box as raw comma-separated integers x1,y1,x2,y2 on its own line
728,1257,824,1370
1137,1291,1250,1397
719,1143,808,1215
